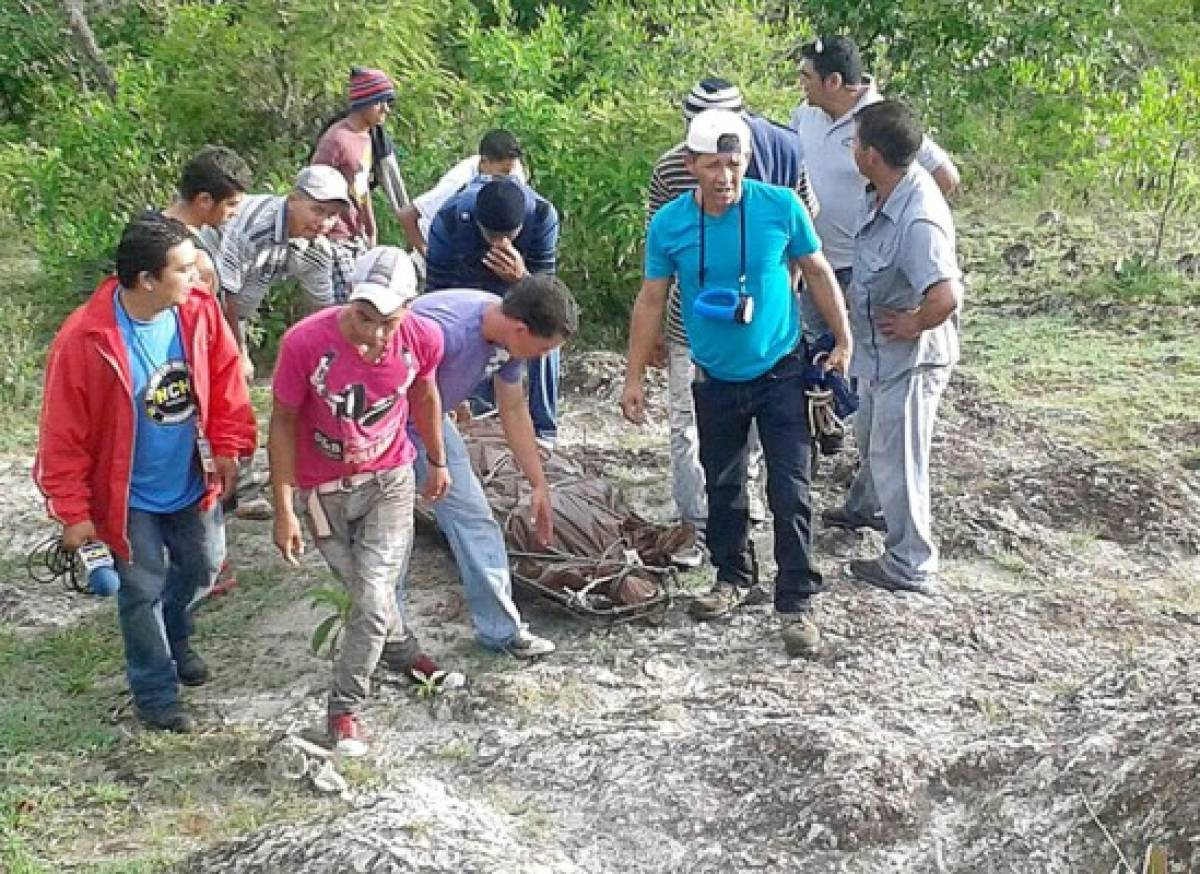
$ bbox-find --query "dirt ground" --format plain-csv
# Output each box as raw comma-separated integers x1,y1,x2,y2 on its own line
4,336,1197,873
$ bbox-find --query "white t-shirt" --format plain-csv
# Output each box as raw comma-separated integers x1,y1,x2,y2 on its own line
412,155,528,240
789,78,951,270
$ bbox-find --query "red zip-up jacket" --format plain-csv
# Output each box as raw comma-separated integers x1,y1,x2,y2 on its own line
34,277,257,560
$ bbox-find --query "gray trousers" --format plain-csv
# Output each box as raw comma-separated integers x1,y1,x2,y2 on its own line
667,340,763,530
299,467,415,717
845,366,951,581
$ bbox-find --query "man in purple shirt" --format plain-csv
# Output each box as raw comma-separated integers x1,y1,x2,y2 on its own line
403,275,578,656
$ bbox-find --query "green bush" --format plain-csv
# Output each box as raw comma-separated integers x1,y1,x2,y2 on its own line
0,0,1196,410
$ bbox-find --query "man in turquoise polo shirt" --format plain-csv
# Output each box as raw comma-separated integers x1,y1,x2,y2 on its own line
621,109,852,657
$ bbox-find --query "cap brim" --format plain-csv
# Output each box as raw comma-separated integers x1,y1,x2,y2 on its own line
304,190,351,205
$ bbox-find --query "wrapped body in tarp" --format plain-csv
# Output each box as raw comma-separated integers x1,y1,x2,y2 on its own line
418,419,691,620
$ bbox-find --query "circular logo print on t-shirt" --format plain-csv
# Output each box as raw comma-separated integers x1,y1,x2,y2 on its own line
144,361,195,425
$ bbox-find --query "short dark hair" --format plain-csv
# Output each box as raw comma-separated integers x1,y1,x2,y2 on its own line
855,100,924,169
178,145,252,202
116,212,191,287
479,129,523,162
800,35,864,85
501,275,578,339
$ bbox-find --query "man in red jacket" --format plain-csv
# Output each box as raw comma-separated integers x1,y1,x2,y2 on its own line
35,213,257,733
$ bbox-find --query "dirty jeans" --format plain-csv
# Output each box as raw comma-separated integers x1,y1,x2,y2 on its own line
692,348,823,613
667,339,763,530
844,366,951,582
116,503,224,714
400,416,523,650
299,467,414,717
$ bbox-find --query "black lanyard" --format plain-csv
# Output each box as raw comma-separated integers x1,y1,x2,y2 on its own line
117,290,186,375
698,194,746,291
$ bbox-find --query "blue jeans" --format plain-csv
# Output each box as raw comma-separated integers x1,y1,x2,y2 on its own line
691,348,823,613
471,349,560,439
115,503,224,714
401,416,522,649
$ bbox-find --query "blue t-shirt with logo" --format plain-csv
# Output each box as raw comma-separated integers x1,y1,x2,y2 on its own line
114,290,204,513
645,178,820,382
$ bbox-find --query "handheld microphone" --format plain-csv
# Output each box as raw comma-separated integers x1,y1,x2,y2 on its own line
77,541,120,597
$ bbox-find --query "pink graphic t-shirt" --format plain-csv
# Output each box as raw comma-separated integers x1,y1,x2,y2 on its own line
272,307,443,488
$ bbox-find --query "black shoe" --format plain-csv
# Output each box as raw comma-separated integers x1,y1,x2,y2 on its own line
176,647,210,687
849,558,939,596
137,704,196,733
821,507,886,533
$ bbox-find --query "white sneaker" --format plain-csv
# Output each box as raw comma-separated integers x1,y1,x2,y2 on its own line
670,541,708,568
507,626,556,659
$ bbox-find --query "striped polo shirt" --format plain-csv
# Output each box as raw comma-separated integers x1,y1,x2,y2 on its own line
217,194,352,319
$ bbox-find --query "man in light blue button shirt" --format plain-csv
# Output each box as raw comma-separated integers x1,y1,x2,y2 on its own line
828,100,963,595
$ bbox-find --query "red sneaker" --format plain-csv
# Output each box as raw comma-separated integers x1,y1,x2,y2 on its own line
328,712,368,758
409,654,440,680
407,654,466,691
210,561,238,597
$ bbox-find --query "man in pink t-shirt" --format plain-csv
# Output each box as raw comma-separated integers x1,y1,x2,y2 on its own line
269,246,451,757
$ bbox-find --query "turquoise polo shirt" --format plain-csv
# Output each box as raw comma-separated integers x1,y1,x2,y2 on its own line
645,178,820,382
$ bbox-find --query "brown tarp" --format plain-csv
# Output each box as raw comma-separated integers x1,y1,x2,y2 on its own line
425,419,691,619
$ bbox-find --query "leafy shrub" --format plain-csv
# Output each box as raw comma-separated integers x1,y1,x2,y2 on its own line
0,0,1196,396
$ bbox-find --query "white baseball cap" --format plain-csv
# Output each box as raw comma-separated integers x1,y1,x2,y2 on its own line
294,164,351,204
685,109,752,156
347,247,418,316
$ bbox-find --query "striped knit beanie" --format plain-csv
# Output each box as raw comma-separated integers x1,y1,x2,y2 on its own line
682,78,744,121
348,67,395,110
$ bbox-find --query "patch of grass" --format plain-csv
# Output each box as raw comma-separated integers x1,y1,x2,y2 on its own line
957,203,1200,310
963,309,1200,465
436,739,473,763
1,726,332,870
450,636,523,675
193,566,298,644
1077,255,1199,305
481,784,557,841
0,831,49,874
990,550,1031,576
0,554,337,871
0,617,125,759
1064,523,1105,557
337,757,382,791
512,672,598,717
